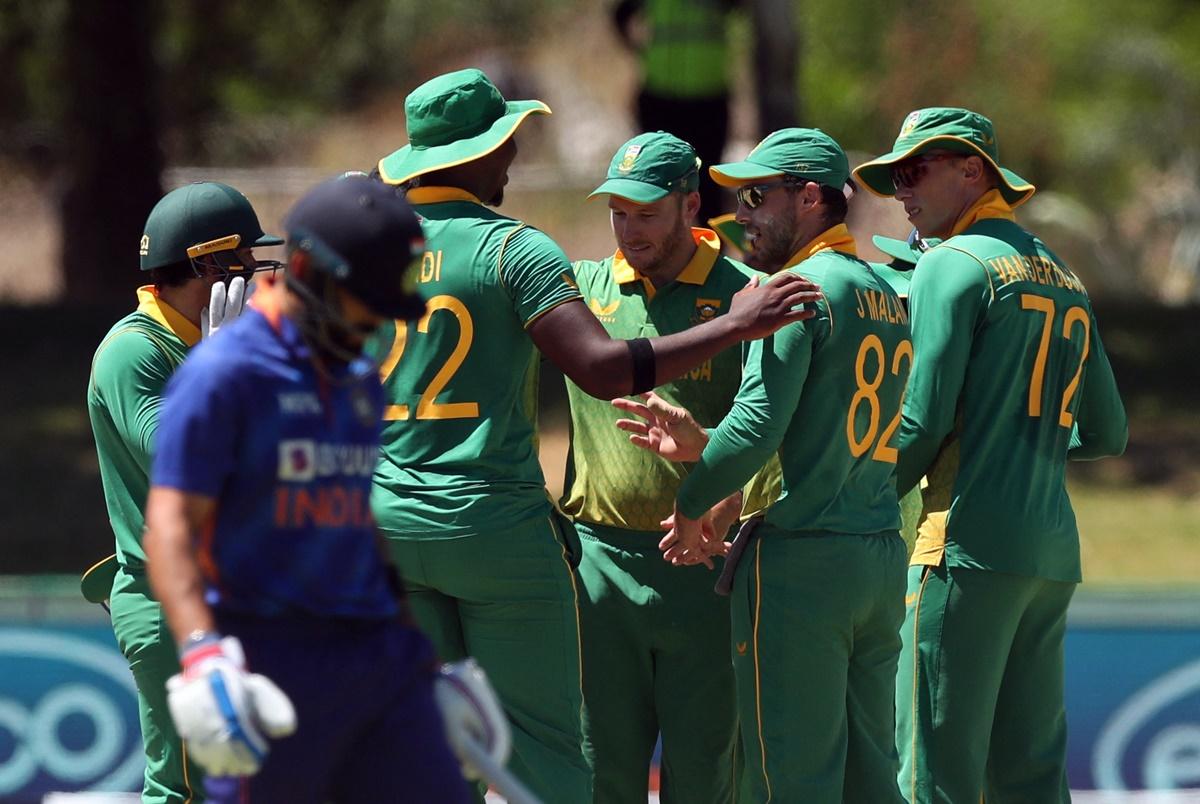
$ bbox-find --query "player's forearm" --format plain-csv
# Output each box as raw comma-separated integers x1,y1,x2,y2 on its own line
1068,335,1129,460
144,487,217,646
560,317,740,400
678,424,776,519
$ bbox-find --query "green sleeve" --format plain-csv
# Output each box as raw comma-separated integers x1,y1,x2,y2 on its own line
499,225,583,326
896,248,990,495
1068,313,1128,460
676,317,815,519
91,331,173,469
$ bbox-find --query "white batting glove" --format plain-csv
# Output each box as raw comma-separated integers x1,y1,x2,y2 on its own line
434,658,512,780
166,634,297,777
201,276,248,339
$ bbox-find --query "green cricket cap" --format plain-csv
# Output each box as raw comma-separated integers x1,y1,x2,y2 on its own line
710,128,849,190
139,182,283,271
377,68,550,186
872,230,943,266
852,107,1035,207
588,131,701,203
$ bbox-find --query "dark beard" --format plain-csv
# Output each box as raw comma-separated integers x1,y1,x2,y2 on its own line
487,187,505,207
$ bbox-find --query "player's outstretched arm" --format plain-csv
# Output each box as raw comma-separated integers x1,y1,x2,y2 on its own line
530,273,820,399
612,391,709,462
145,487,297,777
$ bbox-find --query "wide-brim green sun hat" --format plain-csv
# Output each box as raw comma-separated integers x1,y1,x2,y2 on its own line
710,128,849,190
852,107,1035,207
378,68,550,186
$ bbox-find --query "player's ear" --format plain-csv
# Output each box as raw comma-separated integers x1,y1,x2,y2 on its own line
682,190,701,223
288,249,309,280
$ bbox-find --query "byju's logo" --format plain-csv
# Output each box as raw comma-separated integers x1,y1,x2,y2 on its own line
1093,657,1200,790
0,629,143,796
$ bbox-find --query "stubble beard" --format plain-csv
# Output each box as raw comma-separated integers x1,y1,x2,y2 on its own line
753,203,799,273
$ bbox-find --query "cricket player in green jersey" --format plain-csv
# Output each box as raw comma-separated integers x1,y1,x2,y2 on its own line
85,182,281,803
854,107,1129,803
563,131,752,803
371,69,820,803
619,128,910,803
869,230,941,555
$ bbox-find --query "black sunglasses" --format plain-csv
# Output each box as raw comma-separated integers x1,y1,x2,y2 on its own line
889,153,963,190
735,178,803,210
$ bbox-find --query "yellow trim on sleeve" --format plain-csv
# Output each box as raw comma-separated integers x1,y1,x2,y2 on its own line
136,286,200,346
523,295,584,330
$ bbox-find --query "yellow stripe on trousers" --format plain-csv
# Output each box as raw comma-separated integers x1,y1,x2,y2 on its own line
753,539,772,802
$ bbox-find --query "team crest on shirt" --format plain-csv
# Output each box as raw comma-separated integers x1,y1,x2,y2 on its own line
617,144,642,174
691,298,722,324
901,111,921,135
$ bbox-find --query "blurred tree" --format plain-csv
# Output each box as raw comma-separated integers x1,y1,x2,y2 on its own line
59,0,163,302
751,0,799,132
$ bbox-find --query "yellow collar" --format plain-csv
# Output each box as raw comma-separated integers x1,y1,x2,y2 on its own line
406,186,484,206
950,189,1015,237
136,286,200,346
781,223,857,271
612,228,721,296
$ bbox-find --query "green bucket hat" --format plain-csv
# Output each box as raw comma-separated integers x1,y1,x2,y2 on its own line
377,68,551,186
710,128,849,190
588,131,700,203
139,182,283,271
852,107,1035,207
872,230,942,266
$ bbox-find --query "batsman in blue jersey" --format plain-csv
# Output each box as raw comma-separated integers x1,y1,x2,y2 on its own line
143,176,510,803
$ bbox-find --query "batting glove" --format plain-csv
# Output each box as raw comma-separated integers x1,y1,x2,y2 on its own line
200,276,248,339
434,658,511,780
166,634,297,777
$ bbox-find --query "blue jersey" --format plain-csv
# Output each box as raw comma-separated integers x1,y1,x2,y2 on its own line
152,304,397,619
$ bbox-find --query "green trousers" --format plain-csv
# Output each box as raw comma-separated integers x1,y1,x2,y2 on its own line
575,521,738,804
384,513,592,804
897,564,1075,804
732,530,906,804
109,566,204,803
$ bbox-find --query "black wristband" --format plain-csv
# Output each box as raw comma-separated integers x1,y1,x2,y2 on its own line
627,337,657,394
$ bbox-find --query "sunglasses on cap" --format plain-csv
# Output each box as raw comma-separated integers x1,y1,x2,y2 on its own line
889,153,963,190
906,228,934,254
735,177,805,210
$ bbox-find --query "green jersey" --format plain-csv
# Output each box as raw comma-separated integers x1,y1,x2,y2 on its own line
370,186,583,537
560,229,756,531
88,287,197,567
871,259,915,300
897,193,1127,582
678,225,911,535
